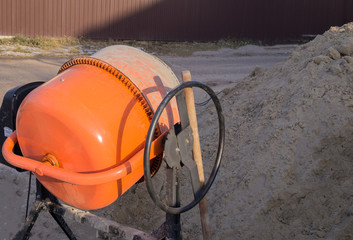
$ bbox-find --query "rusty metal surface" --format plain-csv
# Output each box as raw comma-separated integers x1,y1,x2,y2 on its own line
0,0,352,41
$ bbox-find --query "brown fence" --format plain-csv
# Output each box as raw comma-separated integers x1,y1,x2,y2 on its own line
1,0,352,41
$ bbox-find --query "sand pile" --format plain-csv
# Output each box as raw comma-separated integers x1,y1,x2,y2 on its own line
194,23,353,239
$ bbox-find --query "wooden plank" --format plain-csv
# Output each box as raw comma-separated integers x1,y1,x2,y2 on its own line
108,0,114,37
109,0,117,36
83,0,91,37
47,202,158,240
101,0,108,37
79,0,84,36
1,0,7,35
67,0,74,36
16,0,23,35
38,0,45,36
30,0,35,36
48,0,53,36
116,0,125,38
57,0,62,37
74,0,80,36
54,0,59,37
91,0,97,36
0,0,3,35
96,0,103,36
86,0,93,35
44,0,48,36
25,0,29,36
11,0,16,35
33,0,39,36
61,0,67,37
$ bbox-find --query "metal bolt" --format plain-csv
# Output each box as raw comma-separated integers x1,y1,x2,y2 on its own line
60,78,65,82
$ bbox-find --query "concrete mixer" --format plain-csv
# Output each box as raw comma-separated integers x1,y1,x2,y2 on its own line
0,45,224,240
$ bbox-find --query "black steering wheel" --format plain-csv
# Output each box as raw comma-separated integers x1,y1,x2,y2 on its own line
143,81,225,215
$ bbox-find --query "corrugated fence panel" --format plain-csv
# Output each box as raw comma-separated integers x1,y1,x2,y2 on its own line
0,0,352,41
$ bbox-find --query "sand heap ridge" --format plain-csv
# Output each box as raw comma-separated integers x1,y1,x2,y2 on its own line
197,23,353,239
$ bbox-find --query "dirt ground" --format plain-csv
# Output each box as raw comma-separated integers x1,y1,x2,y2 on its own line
0,44,294,100
0,44,295,239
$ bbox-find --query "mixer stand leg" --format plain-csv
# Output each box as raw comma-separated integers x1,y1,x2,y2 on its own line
13,180,77,240
47,204,78,240
13,200,44,240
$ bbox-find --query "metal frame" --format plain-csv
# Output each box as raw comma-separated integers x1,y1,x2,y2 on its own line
14,180,157,240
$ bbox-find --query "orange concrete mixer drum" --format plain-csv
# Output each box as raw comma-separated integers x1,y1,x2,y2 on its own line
2,45,180,210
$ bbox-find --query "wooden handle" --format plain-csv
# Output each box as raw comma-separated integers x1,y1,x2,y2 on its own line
182,71,211,240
